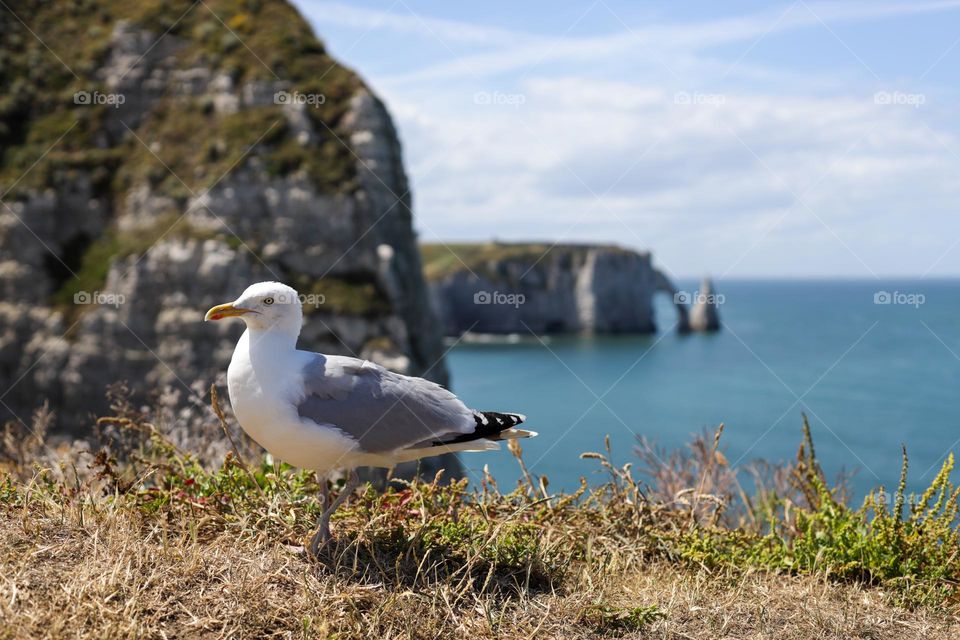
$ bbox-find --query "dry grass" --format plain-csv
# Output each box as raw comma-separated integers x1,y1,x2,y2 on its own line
1,513,956,639
1,390,959,639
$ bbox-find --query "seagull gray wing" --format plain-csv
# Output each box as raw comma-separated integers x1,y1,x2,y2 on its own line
296,354,476,453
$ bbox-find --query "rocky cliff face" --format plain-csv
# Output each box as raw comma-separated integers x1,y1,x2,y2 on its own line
422,243,686,335
0,1,449,446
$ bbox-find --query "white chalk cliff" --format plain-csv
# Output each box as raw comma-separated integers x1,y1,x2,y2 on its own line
422,243,689,335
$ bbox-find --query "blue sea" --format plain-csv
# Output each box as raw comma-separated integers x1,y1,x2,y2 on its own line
447,279,960,500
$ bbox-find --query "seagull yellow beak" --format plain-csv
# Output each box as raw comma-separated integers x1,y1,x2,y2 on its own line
204,302,251,322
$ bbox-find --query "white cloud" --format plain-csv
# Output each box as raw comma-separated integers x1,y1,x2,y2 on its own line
295,0,960,276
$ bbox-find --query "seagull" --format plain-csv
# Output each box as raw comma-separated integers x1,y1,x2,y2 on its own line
205,281,534,555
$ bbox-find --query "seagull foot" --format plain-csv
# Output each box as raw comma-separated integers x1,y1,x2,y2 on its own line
307,469,358,559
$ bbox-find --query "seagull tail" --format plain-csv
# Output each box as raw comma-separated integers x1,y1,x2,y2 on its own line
392,439,500,463
489,427,538,440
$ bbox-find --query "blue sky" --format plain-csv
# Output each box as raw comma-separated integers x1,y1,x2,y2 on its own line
293,0,960,278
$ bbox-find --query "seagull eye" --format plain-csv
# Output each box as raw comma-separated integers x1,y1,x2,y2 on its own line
263,297,274,306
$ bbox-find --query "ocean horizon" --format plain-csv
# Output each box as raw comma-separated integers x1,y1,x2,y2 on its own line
449,278,960,499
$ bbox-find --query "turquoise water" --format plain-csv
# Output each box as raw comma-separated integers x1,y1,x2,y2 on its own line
448,280,960,499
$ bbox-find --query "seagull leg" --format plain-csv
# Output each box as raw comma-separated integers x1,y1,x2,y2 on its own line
317,474,330,540
309,469,359,557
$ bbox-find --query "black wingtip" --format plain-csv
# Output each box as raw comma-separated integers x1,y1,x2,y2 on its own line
474,410,525,428
433,410,527,446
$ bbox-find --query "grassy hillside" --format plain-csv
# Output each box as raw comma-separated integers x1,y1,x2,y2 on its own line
420,242,637,281
1,391,959,638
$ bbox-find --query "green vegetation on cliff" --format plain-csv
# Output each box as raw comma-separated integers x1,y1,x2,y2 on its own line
420,241,637,281
1,0,360,197
291,272,393,318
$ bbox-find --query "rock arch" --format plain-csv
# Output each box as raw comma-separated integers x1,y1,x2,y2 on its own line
653,269,691,333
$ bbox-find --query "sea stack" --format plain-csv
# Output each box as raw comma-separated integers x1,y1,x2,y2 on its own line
689,277,722,332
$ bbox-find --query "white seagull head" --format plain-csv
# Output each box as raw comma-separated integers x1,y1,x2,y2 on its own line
205,281,303,335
